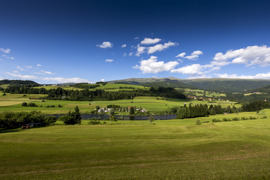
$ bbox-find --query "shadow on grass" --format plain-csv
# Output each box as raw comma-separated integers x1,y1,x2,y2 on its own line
0,128,21,134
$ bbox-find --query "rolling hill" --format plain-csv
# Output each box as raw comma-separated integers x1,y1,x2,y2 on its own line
110,77,270,93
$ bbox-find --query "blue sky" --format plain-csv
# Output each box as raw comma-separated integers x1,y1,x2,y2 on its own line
1,0,270,83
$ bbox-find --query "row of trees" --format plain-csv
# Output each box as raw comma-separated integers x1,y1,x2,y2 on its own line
0,107,82,129
4,86,186,101
242,100,270,112
172,104,239,119
0,111,57,129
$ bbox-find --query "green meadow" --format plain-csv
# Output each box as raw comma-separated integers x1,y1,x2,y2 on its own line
0,94,239,114
0,111,270,179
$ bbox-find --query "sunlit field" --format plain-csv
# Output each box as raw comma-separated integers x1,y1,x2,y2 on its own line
0,94,239,114
0,111,270,179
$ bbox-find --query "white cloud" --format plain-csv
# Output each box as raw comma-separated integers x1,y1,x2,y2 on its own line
0,48,11,54
105,59,114,62
37,64,42,67
176,52,186,58
7,72,90,83
123,53,127,57
129,52,133,56
213,45,270,66
136,41,176,56
134,56,179,74
121,44,127,48
215,72,270,79
134,37,139,40
97,41,113,48
42,77,90,83
148,41,176,54
141,38,161,45
26,66,33,69
136,45,146,56
16,66,24,71
40,70,53,75
100,78,105,82
7,72,36,79
185,50,203,60
2,54,15,60
176,50,203,60
171,64,204,75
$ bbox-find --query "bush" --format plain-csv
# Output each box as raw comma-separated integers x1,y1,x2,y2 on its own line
232,117,239,121
212,119,222,122
262,116,267,119
223,118,231,122
88,120,100,125
149,115,155,123
196,120,201,125
60,106,81,125
249,116,256,120
28,102,38,107
241,117,247,120
21,102,27,106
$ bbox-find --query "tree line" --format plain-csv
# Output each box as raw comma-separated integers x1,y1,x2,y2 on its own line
0,111,57,129
170,104,239,119
4,86,186,101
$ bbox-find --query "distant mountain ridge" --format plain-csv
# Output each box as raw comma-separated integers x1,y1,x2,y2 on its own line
110,77,270,93
2,78,270,93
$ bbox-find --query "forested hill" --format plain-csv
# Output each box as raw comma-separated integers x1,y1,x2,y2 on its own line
184,79,270,93
109,77,195,89
251,84,270,93
0,80,39,87
111,78,270,93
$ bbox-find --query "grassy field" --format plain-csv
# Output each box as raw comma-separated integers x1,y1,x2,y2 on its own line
0,93,46,107
34,85,83,90
183,88,226,98
0,94,239,114
0,111,270,179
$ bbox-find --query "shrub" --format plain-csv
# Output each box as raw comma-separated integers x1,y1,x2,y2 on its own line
60,106,81,125
232,117,239,121
28,102,37,107
88,120,100,125
203,121,209,123
21,102,27,106
241,117,247,120
212,119,222,122
196,120,201,125
149,115,155,123
249,116,256,120
223,118,231,122
262,116,267,119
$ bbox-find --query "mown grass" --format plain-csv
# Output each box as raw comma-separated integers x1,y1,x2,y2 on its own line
0,111,270,179
0,95,239,114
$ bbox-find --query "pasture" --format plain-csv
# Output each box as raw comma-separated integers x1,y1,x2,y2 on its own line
0,111,270,179
183,88,226,98
0,94,239,114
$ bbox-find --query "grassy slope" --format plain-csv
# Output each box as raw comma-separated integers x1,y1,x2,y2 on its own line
0,94,239,114
0,111,270,179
